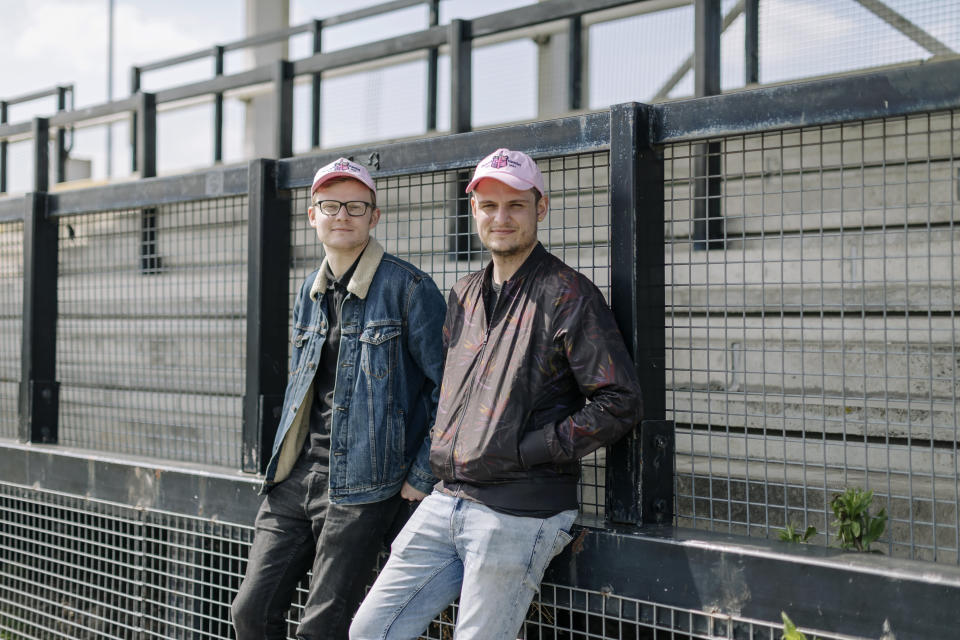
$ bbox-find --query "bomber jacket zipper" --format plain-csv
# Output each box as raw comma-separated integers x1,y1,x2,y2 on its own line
444,278,506,481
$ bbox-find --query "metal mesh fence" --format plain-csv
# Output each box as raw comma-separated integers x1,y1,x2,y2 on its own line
289,151,611,518
0,482,249,640
666,109,960,564
56,196,248,467
0,221,22,440
0,480,861,640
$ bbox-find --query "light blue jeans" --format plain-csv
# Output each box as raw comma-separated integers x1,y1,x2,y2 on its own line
349,491,577,640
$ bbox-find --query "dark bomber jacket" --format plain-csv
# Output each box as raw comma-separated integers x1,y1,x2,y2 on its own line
430,243,644,513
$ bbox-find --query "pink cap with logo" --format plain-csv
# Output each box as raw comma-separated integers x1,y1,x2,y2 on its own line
311,157,377,197
465,148,545,196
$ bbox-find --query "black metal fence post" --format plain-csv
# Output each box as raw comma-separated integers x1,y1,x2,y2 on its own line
567,16,583,111
607,103,673,525
214,45,225,164
274,61,294,160
137,92,157,179
1,101,8,193
447,18,475,260
20,117,59,444
449,19,471,135
130,67,141,173
55,87,68,184
242,158,291,474
311,20,323,149
426,0,440,132
694,0,724,250
745,0,760,84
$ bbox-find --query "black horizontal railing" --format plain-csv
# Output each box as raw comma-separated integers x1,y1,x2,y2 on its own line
0,0,667,193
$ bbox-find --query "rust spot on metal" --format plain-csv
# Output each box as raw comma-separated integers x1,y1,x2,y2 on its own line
570,528,588,554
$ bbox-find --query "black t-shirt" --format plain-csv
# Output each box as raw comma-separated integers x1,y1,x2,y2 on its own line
303,253,362,469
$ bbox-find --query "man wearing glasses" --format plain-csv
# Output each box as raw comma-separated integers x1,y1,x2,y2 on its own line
232,157,446,639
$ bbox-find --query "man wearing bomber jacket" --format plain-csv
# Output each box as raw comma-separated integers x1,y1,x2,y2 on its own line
232,158,446,640
351,149,643,640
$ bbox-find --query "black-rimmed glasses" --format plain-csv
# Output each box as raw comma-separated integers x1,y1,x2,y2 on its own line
312,200,373,217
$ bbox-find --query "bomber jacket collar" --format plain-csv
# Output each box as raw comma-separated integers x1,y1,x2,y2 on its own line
310,237,385,301
482,241,548,290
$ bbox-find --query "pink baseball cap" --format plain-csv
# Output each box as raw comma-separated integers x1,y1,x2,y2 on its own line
311,157,377,197
465,148,545,196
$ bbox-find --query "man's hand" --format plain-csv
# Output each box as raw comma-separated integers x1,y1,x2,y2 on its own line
400,481,428,502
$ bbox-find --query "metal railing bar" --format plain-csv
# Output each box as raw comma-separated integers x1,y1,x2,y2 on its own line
136,0,427,75
1,84,73,106
152,67,274,105
49,166,248,216
292,25,447,75
277,111,610,188
654,57,960,143
0,196,26,221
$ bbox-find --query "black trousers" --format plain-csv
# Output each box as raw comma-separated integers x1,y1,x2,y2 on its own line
231,457,409,640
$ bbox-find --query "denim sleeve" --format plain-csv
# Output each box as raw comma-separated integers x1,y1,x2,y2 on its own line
403,275,447,494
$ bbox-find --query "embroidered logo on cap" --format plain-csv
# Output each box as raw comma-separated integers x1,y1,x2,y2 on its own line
333,160,358,173
490,152,510,169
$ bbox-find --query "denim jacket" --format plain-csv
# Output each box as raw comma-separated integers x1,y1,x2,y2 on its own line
263,238,445,504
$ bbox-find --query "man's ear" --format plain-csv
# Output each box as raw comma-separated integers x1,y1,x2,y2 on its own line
307,206,319,227
537,194,548,221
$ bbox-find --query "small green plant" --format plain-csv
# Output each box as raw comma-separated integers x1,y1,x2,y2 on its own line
830,487,887,552
779,522,817,544
781,612,820,640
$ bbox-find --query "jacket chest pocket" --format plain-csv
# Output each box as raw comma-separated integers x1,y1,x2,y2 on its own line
359,323,402,380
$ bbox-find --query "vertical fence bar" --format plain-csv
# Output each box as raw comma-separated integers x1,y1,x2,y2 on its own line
137,92,156,179
130,67,141,173
311,20,323,150
243,159,291,474
274,60,294,159
32,118,49,193
447,18,474,260
55,87,67,184
607,103,672,525
744,0,759,85
20,117,59,444
0,101,7,193
694,0,723,250
567,16,583,111
426,0,440,132
214,45,225,163
449,19,472,135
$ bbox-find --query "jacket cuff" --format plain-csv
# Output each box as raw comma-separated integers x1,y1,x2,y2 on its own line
519,429,552,468
406,463,438,495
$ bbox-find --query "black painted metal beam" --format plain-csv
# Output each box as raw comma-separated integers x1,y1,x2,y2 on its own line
137,92,157,178
546,524,960,640
0,442,261,524
278,111,611,188
654,56,960,143
214,45,225,164
20,190,59,444
243,159,291,474
274,61,294,159
49,166,248,217
744,0,759,84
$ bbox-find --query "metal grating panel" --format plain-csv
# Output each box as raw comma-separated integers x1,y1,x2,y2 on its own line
56,196,248,467
666,110,960,564
0,221,23,439
0,481,251,639
289,152,612,517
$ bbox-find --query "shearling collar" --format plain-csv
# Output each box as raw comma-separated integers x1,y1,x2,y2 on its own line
309,237,385,301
